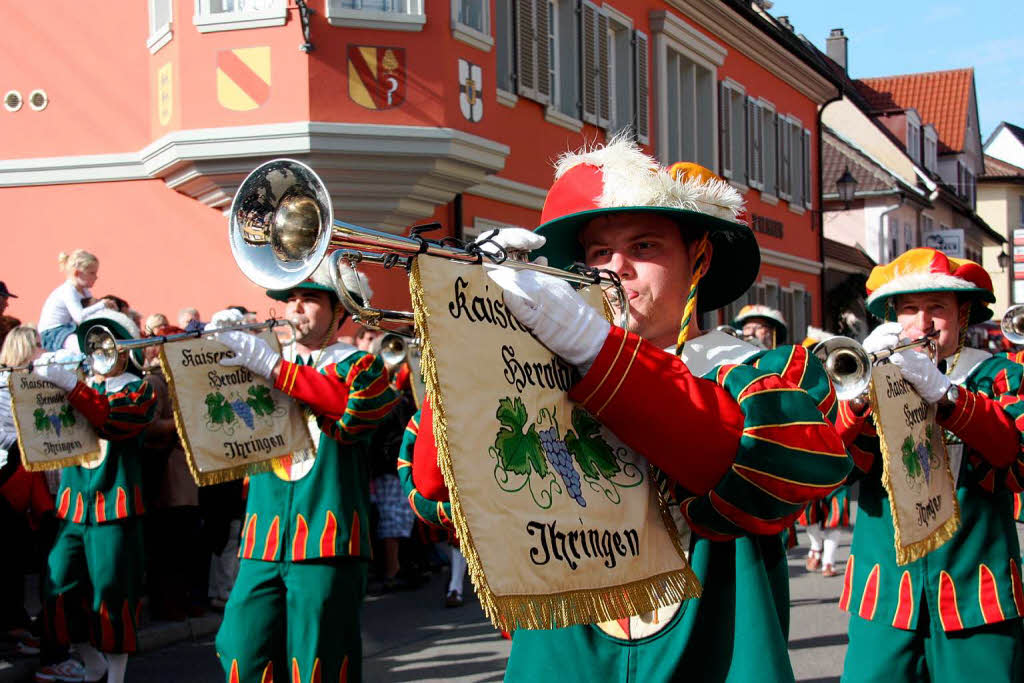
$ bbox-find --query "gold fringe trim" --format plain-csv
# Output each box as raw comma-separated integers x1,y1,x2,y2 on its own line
9,375,99,472
870,379,961,566
159,346,285,487
411,259,701,631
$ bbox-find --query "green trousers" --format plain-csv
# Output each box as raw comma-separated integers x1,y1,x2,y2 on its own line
44,518,144,654
216,558,367,683
842,608,1024,682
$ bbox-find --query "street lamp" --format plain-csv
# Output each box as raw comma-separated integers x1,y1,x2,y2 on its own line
998,248,1011,272
836,167,858,209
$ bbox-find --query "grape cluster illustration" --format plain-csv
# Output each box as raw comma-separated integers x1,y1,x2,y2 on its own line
230,399,255,429
540,425,586,507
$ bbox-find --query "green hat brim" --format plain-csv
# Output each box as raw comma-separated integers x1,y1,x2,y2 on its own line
76,318,144,371
867,287,996,325
534,206,760,313
266,282,339,302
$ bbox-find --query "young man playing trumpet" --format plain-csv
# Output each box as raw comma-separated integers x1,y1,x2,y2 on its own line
32,311,157,683
837,248,1024,682
414,137,851,681
211,262,397,683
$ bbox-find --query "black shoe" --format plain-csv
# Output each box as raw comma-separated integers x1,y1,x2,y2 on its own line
445,590,464,608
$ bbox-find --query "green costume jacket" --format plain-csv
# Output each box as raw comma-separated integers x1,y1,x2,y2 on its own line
56,373,157,525
838,348,1024,632
237,343,397,563
396,409,454,531
498,328,852,682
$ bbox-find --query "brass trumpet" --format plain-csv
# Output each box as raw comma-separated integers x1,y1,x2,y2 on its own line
812,330,940,401
228,159,629,330
84,319,297,376
1001,304,1024,345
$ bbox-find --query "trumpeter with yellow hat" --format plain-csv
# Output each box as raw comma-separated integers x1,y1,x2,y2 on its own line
409,135,851,681
836,247,1024,681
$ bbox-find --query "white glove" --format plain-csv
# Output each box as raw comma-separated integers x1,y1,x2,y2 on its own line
474,228,548,265
213,330,281,380
862,322,904,356
488,267,610,369
204,308,245,332
32,353,79,392
890,349,951,403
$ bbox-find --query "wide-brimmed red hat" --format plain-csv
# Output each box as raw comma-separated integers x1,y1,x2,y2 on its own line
532,137,760,312
866,248,994,324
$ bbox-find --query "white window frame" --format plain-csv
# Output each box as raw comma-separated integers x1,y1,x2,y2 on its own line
148,0,173,53
452,0,494,51
193,0,288,33
325,0,426,31
906,109,921,164
923,124,938,173
602,5,633,137
650,10,726,170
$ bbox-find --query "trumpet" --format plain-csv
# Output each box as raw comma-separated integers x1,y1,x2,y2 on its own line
84,319,298,376
1001,305,1024,345
228,159,629,330
715,325,766,349
369,332,417,369
812,330,940,401
0,354,86,373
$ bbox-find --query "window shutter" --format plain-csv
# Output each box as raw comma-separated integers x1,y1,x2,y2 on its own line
597,10,610,128
803,128,812,209
580,1,598,124
746,96,760,188
533,0,551,105
516,0,537,100
633,30,649,144
779,116,791,201
719,82,732,178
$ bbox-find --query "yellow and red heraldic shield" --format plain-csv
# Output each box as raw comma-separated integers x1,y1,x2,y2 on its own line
216,47,271,111
347,45,406,110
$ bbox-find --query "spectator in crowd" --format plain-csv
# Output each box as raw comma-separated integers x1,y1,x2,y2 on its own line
0,313,21,350
0,281,17,317
354,326,379,351
38,251,113,352
177,308,202,333
143,314,168,337
226,306,258,325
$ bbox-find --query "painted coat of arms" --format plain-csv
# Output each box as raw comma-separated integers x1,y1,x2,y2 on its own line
347,45,406,110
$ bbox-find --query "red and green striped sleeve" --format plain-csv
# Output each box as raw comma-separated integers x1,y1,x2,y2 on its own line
396,410,454,532
678,359,851,540
747,345,838,424
318,351,398,445
68,379,157,440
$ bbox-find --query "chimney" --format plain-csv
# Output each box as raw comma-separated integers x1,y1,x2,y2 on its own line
827,28,848,72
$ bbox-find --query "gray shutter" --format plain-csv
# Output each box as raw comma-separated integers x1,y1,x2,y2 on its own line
516,0,537,100
746,96,757,186
580,0,598,124
719,82,732,178
779,116,791,200
803,128,812,209
533,0,551,105
633,30,649,144
597,10,610,128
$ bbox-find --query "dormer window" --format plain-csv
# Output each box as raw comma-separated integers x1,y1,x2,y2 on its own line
923,125,938,173
906,109,921,164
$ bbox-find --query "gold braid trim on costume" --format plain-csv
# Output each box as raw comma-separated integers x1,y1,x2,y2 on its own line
410,259,700,631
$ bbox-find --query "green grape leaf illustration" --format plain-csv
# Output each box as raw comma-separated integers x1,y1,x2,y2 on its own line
246,385,276,416
59,403,76,428
564,407,620,479
206,392,235,425
34,408,49,432
494,397,546,477
901,436,921,479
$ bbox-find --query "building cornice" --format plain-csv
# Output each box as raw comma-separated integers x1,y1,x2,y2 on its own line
466,175,547,210
0,122,510,232
663,0,837,103
760,248,823,275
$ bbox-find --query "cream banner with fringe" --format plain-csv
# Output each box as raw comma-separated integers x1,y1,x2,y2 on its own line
9,372,100,471
411,257,699,631
159,331,314,485
870,364,960,565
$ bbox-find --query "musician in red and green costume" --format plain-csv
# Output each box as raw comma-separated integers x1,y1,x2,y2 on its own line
413,137,851,681
212,262,397,683
835,248,1024,682
32,310,157,683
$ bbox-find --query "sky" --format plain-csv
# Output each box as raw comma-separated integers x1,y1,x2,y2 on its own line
772,1,1022,141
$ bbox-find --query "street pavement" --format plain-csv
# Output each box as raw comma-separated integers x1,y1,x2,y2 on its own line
112,532,857,682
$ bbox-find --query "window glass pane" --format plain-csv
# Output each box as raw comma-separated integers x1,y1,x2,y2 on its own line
730,90,745,181
210,0,279,11
665,50,711,167
458,0,485,32
151,0,171,28
762,108,776,194
555,0,578,116
495,0,512,91
610,25,633,134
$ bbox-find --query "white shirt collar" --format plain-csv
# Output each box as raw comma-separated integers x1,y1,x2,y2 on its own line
664,330,761,377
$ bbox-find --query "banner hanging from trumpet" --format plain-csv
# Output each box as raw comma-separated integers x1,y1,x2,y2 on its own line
159,331,314,485
9,372,101,471
410,256,699,632
869,364,960,565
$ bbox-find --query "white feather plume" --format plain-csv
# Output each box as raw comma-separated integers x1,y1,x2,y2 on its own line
552,133,745,222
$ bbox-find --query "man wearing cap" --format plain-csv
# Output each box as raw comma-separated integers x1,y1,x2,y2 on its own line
731,304,787,349
0,281,16,317
211,262,397,683
413,137,851,680
836,248,1024,681
31,310,157,683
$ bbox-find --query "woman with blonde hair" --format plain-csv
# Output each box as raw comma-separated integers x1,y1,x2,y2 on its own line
38,250,113,352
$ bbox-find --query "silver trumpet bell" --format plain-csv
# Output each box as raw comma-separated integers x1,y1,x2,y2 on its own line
370,332,415,369
812,330,940,401
1001,305,1024,345
229,159,629,330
